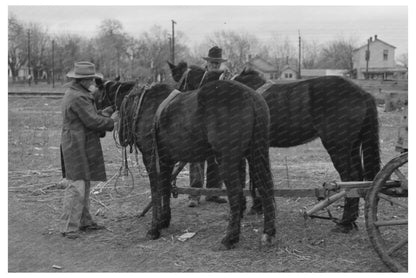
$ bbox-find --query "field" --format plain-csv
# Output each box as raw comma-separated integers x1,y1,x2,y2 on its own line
8,90,406,272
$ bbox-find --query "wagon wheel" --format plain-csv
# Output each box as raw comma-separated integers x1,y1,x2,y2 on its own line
365,152,408,272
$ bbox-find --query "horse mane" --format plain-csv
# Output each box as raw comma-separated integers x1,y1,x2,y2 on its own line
242,67,262,78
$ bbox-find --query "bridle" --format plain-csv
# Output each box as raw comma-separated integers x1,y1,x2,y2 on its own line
176,68,191,91
101,80,123,111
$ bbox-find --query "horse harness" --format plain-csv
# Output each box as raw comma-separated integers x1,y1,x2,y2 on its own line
256,80,275,95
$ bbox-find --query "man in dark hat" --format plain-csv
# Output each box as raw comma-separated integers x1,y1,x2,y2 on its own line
60,61,117,239
187,46,229,207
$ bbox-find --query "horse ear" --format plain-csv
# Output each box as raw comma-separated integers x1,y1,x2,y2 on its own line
167,61,175,70
114,76,120,82
95,78,103,86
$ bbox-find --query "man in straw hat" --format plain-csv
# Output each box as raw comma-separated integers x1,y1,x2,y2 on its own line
60,61,117,239
187,46,229,207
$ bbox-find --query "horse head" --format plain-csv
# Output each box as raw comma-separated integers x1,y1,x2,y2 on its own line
95,77,136,111
232,67,266,90
168,61,223,91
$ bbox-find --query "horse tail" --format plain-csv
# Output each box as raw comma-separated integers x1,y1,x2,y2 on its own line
361,94,381,180
247,92,276,237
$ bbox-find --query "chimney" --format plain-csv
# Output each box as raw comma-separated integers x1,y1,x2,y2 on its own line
375,35,378,40
369,37,372,42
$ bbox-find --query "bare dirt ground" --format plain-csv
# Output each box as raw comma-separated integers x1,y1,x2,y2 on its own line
8,95,405,272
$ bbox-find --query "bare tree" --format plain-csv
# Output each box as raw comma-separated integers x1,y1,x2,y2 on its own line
8,14,27,82
302,39,321,69
397,53,408,69
316,39,356,70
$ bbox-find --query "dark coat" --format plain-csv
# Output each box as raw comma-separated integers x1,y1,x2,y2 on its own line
61,81,114,181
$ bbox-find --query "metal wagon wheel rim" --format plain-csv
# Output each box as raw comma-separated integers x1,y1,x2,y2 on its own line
365,152,408,272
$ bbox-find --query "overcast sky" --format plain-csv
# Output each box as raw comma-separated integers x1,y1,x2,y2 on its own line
8,4,410,56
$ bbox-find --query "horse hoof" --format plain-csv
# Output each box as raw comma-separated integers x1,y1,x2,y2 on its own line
260,233,275,247
221,236,239,250
146,229,160,240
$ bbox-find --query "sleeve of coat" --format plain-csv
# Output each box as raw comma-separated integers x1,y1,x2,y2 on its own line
72,95,115,132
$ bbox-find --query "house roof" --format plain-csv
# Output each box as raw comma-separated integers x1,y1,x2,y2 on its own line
246,56,277,72
281,65,297,72
353,37,396,52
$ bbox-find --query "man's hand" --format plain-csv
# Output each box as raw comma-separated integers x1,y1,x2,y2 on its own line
101,106,114,117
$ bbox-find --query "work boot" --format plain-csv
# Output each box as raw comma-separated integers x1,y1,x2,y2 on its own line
205,196,227,204
61,231,81,239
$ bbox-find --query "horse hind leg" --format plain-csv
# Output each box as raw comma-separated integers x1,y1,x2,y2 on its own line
247,144,276,246
159,162,174,229
219,160,244,249
322,138,363,230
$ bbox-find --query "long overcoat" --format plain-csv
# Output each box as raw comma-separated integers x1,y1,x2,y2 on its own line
61,81,114,181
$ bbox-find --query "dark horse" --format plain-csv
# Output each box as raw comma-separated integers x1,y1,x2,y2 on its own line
168,61,248,202
169,64,381,230
95,77,276,248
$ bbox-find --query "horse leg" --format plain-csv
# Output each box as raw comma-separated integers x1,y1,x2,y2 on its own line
159,162,174,229
248,165,263,215
142,153,162,240
247,147,276,246
339,140,364,229
239,158,247,217
220,160,243,249
322,138,363,232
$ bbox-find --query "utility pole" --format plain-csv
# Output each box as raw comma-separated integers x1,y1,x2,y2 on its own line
27,29,31,86
365,37,371,80
168,36,172,62
298,30,302,79
52,39,55,88
171,20,176,64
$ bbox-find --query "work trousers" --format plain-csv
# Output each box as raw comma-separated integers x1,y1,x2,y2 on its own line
188,158,222,200
60,180,95,233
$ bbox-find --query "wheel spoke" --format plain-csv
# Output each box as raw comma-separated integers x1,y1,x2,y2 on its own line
387,238,408,255
377,193,408,209
393,168,408,189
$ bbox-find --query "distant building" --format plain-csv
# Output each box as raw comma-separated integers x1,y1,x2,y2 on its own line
244,55,279,81
301,69,348,79
280,67,348,80
279,65,298,80
352,35,407,80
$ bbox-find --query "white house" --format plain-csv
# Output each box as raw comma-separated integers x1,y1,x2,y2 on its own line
352,35,407,80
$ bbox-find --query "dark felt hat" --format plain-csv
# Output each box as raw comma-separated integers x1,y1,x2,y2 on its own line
202,46,227,62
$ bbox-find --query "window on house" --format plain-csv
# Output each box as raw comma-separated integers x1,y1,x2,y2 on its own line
285,73,288,78
289,73,292,78
270,73,274,79
383,50,388,61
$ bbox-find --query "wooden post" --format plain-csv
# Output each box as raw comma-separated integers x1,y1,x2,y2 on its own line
298,30,302,79
365,37,371,79
52,39,55,88
171,20,176,64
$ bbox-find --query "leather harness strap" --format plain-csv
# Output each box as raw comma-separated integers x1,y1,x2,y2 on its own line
256,80,274,95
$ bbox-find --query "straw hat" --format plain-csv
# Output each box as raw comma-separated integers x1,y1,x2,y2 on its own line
66,61,103,79
202,46,227,62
